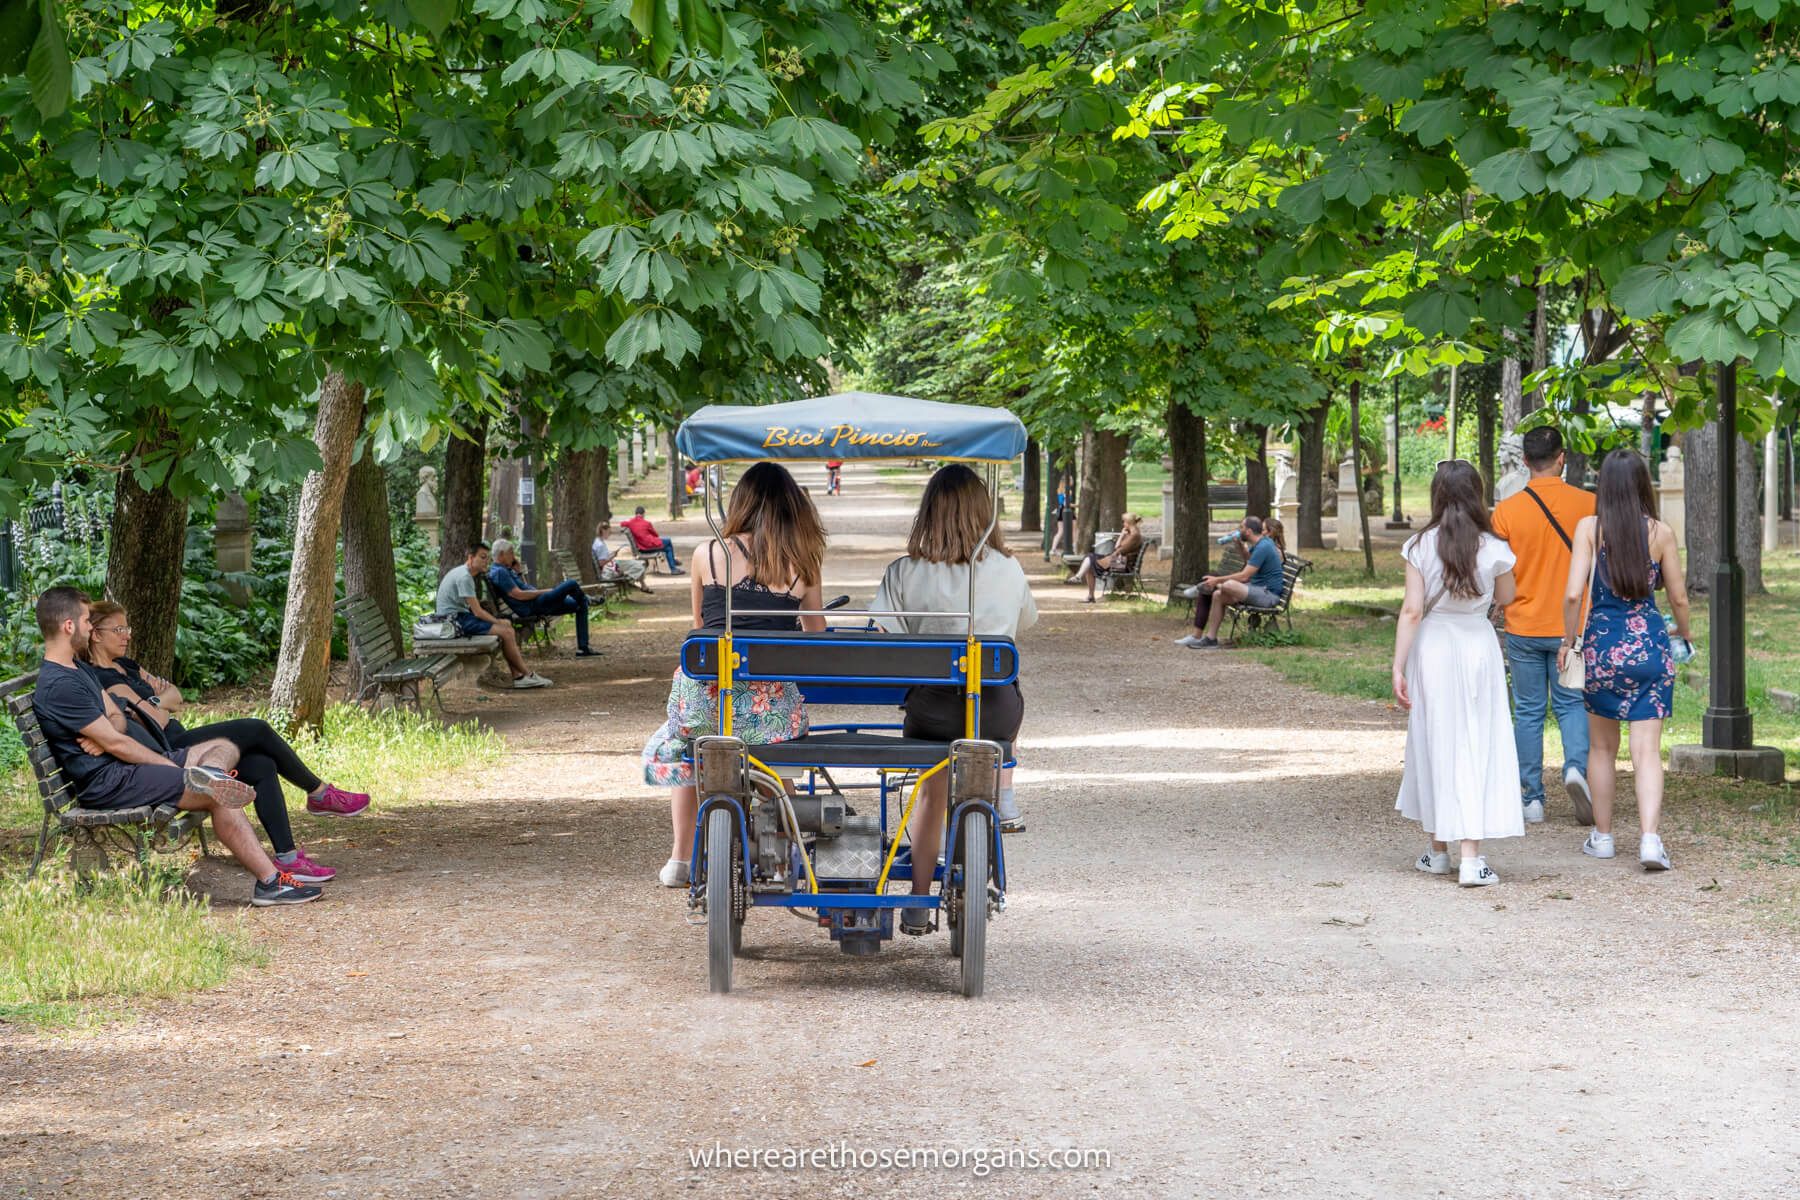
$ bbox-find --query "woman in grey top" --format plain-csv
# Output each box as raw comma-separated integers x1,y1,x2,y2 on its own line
872,465,1037,930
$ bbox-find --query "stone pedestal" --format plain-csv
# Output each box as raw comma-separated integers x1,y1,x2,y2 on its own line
414,466,440,551
631,428,645,478
1159,455,1175,559
1669,743,1788,784
1335,454,1363,552
1765,428,1780,552
1273,447,1299,537
617,436,630,485
1658,445,1685,545
214,492,251,604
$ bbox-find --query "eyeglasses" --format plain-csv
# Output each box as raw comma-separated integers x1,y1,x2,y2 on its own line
94,625,130,634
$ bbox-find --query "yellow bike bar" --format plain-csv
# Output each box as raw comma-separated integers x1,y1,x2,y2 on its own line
875,758,948,893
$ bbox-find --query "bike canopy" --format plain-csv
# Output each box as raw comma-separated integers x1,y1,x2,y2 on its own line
676,392,1027,466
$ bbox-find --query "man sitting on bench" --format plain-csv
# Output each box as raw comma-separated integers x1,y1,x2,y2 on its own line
437,542,550,688
487,539,598,658
30,587,323,906
620,506,683,574
1176,516,1285,650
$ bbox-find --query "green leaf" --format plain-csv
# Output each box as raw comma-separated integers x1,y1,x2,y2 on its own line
1402,287,1478,337
405,0,457,38
676,0,723,57
25,0,70,120
1397,97,1468,147
1612,263,1686,318
1470,148,1546,202
1666,309,1756,364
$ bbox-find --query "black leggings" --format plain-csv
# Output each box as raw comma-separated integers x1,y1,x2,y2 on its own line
168,719,323,856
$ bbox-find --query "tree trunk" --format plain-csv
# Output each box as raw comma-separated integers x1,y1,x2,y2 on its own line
270,371,365,733
440,409,487,576
1351,378,1374,576
554,448,600,584
1021,437,1041,532
1531,283,1548,404
1474,360,1500,505
107,449,189,680
667,451,685,519
1095,428,1127,532
342,449,400,685
1243,423,1271,517
1685,417,1765,596
1076,428,1101,553
592,444,613,524
489,457,522,540
1168,396,1210,599
1501,357,1525,432
1297,393,1329,549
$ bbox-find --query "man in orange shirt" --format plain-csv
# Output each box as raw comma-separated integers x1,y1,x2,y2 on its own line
1491,427,1596,824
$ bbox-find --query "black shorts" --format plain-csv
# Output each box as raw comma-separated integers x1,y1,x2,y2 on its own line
76,749,189,811
901,682,1024,744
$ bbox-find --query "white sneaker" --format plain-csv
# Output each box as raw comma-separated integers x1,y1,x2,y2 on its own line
1415,848,1451,875
1523,800,1546,824
1178,583,1203,599
1459,856,1499,887
1582,830,1616,859
1639,833,1671,872
1454,859,1497,888
1173,634,1203,647
1564,767,1594,825
995,791,1024,832
512,673,552,689
658,858,690,887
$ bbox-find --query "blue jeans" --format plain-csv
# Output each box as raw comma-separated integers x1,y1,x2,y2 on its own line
647,537,678,571
1505,633,1590,805
522,580,590,650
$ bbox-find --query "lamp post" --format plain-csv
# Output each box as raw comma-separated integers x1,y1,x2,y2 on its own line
1671,361,1784,781
518,470,537,579
1387,377,1410,528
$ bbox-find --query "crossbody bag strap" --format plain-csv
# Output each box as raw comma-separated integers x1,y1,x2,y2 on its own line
1523,486,1572,550
1573,527,1601,645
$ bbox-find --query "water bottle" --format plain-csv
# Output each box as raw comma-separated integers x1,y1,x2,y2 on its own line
1215,531,1241,545
1670,635,1695,665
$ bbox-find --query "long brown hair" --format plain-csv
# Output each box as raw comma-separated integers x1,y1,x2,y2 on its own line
80,601,126,663
1419,460,1491,598
908,464,1011,564
719,462,825,587
1596,449,1658,602
1262,516,1287,554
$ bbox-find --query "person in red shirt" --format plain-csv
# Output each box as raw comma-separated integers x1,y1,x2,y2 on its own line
621,506,682,574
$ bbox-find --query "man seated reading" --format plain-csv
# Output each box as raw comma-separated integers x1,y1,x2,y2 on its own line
486,538,598,657
435,542,552,689
1176,516,1286,650
30,587,322,906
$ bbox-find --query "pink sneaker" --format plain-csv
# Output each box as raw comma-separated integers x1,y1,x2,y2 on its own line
306,784,370,817
277,848,337,883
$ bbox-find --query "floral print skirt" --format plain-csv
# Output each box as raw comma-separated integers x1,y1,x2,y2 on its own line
1583,602,1674,722
641,670,808,787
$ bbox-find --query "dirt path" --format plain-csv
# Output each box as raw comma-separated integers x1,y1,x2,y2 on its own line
4,465,1797,1199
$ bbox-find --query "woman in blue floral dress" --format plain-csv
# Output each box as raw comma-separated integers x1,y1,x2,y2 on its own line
1560,450,1692,872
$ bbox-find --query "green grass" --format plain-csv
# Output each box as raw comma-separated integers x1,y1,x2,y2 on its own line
0,863,265,1029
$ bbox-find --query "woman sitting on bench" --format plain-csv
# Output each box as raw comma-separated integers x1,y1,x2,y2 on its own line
82,601,371,884
873,465,1038,929
642,462,827,888
1065,512,1144,603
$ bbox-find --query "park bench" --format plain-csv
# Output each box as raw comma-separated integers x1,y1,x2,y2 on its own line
1227,554,1313,641
618,532,673,574
551,547,629,605
1098,536,1155,599
1,670,210,878
340,596,487,712
1206,482,1249,522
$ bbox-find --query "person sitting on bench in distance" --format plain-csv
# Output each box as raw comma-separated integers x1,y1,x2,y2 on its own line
873,464,1039,932
1177,515,1285,649
592,519,650,588
621,506,683,574
487,538,599,658
31,587,322,906
1065,512,1144,603
436,542,551,689
82,600,369,884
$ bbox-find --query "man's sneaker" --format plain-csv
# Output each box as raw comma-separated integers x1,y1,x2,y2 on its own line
575,647,601,657
1178,583,1203,599
1174,634,1204,648
899,906,933,935
1523,799,1546,824
1582,830,1616,859
658,858,689,888
306,784,370,817
276,848,337,883
1415,848,1451,875
511,673,552,689
252,871,324,907
1640,833,1671,872
996,792,1025,834
184,765,254,809
1564,767,1594,825
1189,636,1221,650
1459,856,1500,887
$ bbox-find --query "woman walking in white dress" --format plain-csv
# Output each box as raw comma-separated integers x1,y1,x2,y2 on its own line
1392,461,1524,886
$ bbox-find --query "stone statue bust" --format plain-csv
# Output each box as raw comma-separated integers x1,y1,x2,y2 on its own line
415,465,439,520
1494,432,1528,501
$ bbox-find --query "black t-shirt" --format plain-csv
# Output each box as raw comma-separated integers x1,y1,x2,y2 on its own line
88,656,187,737
33,659,124,791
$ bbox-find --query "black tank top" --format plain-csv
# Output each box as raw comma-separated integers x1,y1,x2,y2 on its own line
700,539,803,631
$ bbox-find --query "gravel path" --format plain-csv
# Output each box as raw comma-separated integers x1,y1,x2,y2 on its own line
3,466,1796,1199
